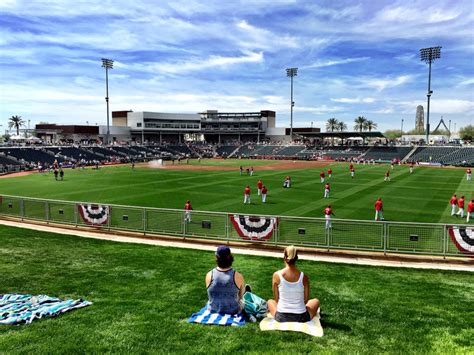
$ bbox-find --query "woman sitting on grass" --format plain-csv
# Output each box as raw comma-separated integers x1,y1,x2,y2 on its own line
267,245,320,322
206,245,244,314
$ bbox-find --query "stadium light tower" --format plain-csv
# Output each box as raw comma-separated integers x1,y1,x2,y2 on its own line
420,46,441,144
101,58,114,145
286,67,298,141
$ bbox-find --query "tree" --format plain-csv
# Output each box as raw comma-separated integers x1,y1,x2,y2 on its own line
337,121,347,132
354,116,367,132
363,120,377,132
326,118,339,132
383,129,402,139
8,115,25,136
459,125,474,141
326,118,339,146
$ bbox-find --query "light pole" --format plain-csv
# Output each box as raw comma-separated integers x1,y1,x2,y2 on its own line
286,67,298,141
101,58,114,145
401,119,404,142
420,46,441,144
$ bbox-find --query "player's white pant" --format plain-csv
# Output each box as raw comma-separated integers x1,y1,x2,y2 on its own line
325,215,332,229
250,171,254,176
320,177,325,183
324,189,329,198
451,204,457,216
375,210,384,221
410,168,413,174
244,194,251,204
184,211,191,223
328,174,332,179
467,212,473,222
467,174,471,181
262,194,266,203
258,188,261,196
384,176,390,181
350,172,354,178
457,208,464,218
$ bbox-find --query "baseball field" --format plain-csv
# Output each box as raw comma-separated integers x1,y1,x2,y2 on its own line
0,159,471,223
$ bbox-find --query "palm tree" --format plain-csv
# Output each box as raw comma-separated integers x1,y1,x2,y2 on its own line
326,118,339,146
8,115,25,136
364,120,377,132
326,118,339,132
337,121,347,132
354,116,367,132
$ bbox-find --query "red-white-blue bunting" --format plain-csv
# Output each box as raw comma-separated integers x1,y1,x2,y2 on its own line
229,214,278,241
77,204,110,225
448,227,474,255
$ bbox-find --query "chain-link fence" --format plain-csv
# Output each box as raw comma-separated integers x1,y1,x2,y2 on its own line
0,194,470,258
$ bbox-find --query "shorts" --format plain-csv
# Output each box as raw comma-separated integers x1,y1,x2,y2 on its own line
275,311,311,323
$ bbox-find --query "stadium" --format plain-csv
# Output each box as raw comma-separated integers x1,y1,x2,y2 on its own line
1,1,473,353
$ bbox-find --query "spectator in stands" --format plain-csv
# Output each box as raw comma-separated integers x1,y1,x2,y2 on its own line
206,246,245,315
267,246,320,323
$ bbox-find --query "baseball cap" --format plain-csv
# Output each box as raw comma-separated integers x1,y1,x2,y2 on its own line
216,245,231,258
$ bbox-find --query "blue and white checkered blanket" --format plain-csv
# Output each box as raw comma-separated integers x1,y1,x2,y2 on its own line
188,306,245,326
0,294,92,325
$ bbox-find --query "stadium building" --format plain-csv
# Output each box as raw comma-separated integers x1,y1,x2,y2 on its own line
112,110,277,144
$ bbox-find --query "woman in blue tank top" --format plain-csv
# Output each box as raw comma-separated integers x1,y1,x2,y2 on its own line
206,246,245,314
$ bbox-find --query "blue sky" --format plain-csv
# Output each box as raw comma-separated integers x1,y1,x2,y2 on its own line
0,0,473,132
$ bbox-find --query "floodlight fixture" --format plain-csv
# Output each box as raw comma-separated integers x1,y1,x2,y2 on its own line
419,47,441,143
286,67,298,140
101,58,114,145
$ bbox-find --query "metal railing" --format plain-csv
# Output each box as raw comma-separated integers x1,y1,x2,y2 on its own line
0,194,470,258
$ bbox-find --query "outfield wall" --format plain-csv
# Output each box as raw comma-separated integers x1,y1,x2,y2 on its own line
0,194,471,259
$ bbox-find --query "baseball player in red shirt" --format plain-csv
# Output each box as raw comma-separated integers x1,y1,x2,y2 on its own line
324,183,330,199
349,163,353,171
184,200,193,223
467,199,474,222
324,205,334,229
257,179,263,195
456,196,465,218
467,168,472,181
244,185,251,204
328,168,332,179
450,194,458,216
261,185,268,203
384,170,390,181
320,171,325,183
374,197,384,221
350,167,355,179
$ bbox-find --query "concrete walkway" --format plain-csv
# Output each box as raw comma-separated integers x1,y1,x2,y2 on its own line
0,219,472,272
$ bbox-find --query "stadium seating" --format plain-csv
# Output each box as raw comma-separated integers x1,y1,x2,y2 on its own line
216,145,238,158
47,147,103,162
363,147,412,161
1,147,63,165
409,147,459,164
275,146,306,157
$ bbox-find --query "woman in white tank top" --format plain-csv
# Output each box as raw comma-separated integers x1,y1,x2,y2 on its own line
267,245,320,323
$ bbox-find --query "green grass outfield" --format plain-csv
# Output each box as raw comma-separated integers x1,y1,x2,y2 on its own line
0,160,472,224
0,225,472,353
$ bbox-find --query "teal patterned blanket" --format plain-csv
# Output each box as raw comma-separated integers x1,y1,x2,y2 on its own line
0,294,92,325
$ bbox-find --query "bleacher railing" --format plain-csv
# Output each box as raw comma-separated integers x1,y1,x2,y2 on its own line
0,194,469,258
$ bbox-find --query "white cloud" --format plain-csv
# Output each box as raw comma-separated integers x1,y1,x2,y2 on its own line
119,51,264,74
363,75,412,91
331,97,375,104
303,57,369,69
